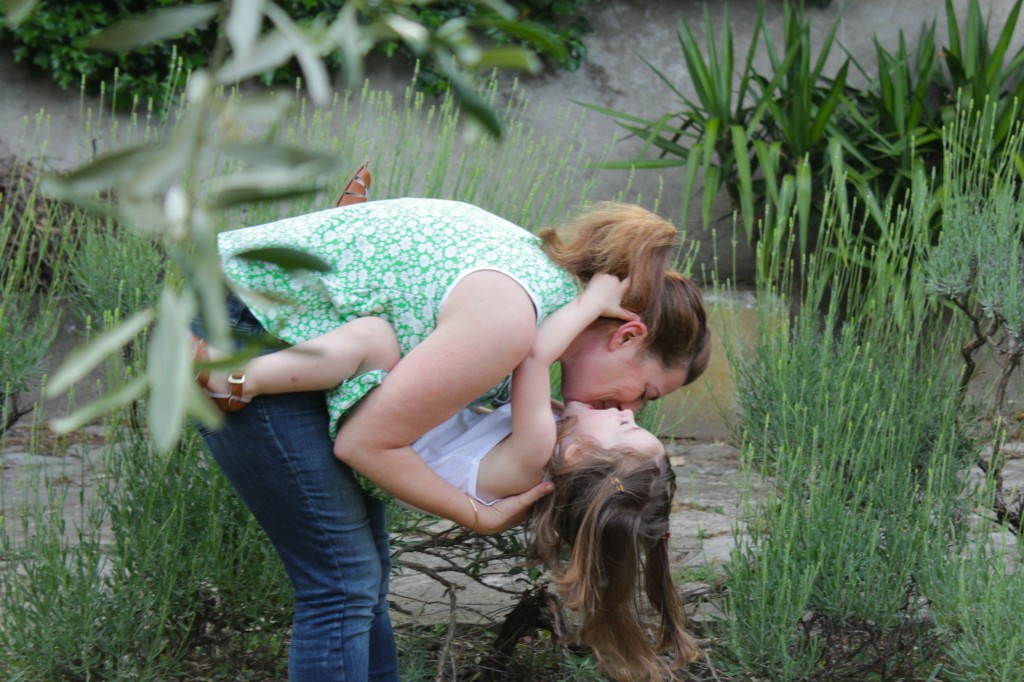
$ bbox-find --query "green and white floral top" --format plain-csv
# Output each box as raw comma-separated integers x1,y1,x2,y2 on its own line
219,198,580,435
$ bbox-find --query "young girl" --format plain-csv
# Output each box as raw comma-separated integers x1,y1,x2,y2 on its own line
195,273,700,678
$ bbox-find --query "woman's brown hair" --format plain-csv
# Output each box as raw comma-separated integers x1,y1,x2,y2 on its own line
528,425,701,679
539,203,710,385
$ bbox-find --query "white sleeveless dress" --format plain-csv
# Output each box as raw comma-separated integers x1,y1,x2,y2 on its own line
411,404,514,506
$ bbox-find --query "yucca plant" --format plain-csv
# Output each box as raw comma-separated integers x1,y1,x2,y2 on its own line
582,1,853,279
587,0,1024,297
841,23,944,238
939,0,1024,150
579,4,766,237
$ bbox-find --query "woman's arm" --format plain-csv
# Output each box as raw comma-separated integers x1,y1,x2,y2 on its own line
333,270,553,533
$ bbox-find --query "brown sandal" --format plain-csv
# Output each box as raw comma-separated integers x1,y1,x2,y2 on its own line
192,335,251,412
335,161,372,207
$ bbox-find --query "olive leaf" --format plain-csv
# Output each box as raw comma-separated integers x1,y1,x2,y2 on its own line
225,0,264,61
265,2,330,106
216,29,294,84
0,0,39,27
50,376,147,434
237,247,333,273
146,291,195,453
82,4,221,51
47,308,155,397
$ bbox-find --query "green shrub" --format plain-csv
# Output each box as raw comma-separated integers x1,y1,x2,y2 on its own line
923,102,1024,415
0,415,292,680
0,154,80,433
3,0,215,107
0,461,119,679
724,303,970,679
711,96,1024,680
3,0,599,107
66,219,166,331
102,425,293,674
925,540,1024,682
401,0,600,96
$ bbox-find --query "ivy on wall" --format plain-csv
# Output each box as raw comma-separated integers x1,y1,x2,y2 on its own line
2,0,600,104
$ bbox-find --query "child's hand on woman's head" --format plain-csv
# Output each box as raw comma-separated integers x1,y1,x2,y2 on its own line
582,273,638,321
473,480,555,534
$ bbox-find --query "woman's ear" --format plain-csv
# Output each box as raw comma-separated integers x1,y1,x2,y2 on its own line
607,319,649,351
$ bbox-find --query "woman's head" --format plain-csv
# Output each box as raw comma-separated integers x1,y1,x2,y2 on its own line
538,202,677,314
644,271,710,377
527,414,701,678
541,204,711,410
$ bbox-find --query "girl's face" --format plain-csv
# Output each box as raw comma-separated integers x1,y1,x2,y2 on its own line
561,401,665,461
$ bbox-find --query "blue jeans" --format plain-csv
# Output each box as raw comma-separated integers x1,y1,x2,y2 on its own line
197,298,399,682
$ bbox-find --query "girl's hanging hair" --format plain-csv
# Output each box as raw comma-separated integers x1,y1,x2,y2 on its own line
528,428,701,679
539,203,710,384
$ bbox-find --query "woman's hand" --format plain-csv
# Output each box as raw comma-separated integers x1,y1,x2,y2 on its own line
474,480,555,534
581,273,637,321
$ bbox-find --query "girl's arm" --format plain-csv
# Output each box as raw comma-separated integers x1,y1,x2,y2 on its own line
333,270,554,534
207,317,401,401
477,275,634,497
532,273,635,366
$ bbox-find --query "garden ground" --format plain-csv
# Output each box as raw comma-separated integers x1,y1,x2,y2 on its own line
4,414,1021,636
0,417,753,620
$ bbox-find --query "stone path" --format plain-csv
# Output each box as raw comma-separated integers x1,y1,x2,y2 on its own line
0,424,112,551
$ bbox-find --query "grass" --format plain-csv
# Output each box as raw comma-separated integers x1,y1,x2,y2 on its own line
0,147,79,432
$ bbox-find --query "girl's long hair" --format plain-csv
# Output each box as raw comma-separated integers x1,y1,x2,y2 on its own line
539,203,710,385
528,425,701,679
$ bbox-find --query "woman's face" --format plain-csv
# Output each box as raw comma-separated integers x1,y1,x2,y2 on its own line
560,339,688,412
561,401,665,461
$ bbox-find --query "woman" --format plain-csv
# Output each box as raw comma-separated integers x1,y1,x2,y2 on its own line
199,195,709,681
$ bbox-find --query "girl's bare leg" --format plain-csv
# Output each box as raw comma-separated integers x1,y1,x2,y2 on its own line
204,317,401,400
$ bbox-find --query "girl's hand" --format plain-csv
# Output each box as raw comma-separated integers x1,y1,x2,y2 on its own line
473,480,555,534
581,273,637,322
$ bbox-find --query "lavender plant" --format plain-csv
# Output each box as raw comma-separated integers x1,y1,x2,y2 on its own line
723,119,972,678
